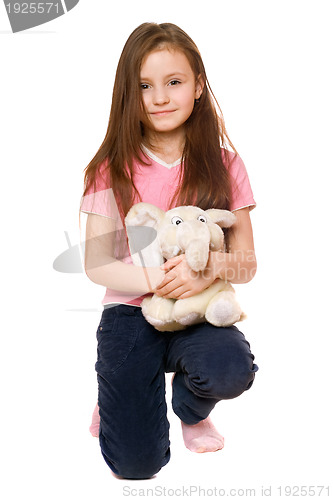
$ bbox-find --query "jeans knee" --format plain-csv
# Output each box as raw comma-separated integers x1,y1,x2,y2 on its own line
219,367,256,399
189,360,258,401
100,427,170,479
104,449,170,479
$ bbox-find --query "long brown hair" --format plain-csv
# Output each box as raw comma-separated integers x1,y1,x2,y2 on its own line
83,22,237,219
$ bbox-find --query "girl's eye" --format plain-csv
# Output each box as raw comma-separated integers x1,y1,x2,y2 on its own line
197,215,207,223
169,80,181,86
140,83,150,90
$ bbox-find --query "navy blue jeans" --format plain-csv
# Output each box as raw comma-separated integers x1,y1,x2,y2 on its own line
95,304,258,479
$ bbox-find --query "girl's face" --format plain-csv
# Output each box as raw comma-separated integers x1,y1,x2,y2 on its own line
140,48,203,139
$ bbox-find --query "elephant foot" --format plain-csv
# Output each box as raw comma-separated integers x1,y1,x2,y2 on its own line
205,292,244,327
177,311,204,326
141,296,173,322
141,296,186,332
144,315,186,332
172,296,206,326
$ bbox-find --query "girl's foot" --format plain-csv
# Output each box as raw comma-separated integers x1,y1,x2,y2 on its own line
111,471,124,479
171,373,224,453
89,403,100,437
181,416,225,453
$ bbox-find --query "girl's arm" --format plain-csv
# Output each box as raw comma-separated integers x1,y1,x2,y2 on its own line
216,206,257,284
154,207,256,299
84,213,165,294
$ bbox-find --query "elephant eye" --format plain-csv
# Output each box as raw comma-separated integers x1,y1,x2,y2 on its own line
197,215,207,223
171,216,183,225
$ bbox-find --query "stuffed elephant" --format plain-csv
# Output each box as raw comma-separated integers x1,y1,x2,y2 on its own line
125,202,245,332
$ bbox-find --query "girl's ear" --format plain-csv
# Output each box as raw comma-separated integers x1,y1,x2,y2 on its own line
195,74,205,100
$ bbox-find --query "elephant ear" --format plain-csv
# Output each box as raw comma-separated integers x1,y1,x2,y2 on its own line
125,203,165,267
205,209,236,228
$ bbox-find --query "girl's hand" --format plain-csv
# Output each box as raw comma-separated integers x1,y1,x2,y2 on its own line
153,254,217,299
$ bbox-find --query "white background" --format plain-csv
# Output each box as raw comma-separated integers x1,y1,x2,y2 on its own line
1,1,332,498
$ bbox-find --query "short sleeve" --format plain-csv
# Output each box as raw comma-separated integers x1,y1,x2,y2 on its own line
224,150,256,212
80,160,122,222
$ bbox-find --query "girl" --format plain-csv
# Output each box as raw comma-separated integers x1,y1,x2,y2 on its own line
81,22,258,480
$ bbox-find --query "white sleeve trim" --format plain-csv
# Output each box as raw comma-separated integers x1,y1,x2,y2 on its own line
231,203,256,212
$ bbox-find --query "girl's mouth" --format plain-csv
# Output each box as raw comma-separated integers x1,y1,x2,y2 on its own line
151,110,175,116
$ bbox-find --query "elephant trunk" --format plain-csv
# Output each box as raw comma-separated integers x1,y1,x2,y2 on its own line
184,239,209,271
177,221,210,272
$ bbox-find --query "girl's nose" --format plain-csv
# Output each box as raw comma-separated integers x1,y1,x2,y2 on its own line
152,88,170,105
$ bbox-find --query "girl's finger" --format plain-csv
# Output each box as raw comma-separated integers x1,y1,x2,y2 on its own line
155,271,177,289
158,284,189,299
155,276,185,295
160,254,185,270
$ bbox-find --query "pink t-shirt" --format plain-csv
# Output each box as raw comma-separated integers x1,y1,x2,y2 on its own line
81,148,256,306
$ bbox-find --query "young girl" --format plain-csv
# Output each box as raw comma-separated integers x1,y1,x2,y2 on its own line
81,22,258,480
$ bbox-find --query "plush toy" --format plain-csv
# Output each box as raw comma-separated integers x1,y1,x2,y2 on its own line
125,202,245,332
